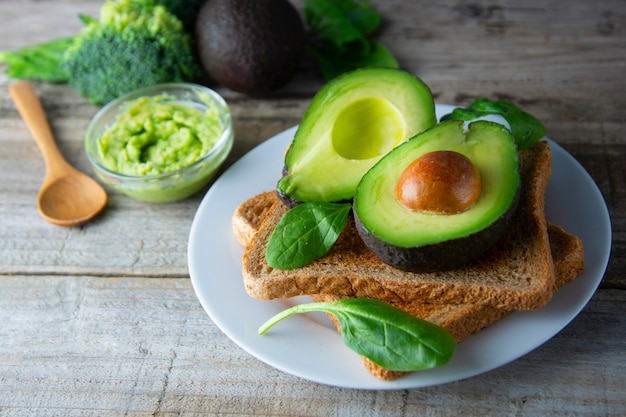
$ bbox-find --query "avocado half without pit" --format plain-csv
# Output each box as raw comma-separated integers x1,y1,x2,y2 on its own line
276,68,436,206
353,120,521,272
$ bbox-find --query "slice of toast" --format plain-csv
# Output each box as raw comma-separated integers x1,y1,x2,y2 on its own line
242,141,555,310
232,188,584,381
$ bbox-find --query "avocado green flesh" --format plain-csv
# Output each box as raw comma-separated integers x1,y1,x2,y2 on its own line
354,120,520,249
277,68,436,204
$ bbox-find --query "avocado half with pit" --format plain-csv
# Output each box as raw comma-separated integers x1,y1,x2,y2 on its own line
353,120,521,272
276,68,436,206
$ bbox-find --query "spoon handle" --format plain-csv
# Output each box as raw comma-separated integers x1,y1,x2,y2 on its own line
9,81,73,177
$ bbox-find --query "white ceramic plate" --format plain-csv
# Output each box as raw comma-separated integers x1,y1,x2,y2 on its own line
188,104,612,390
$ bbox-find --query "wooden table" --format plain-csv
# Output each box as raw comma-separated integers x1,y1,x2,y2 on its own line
1,1,624,415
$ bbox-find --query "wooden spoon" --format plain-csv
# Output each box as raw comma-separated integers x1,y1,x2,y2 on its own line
9,81,107,227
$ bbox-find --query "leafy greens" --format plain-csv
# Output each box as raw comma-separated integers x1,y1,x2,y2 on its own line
441,98,546,149
0,37,73,83
259,298,457,372
266,202,351,270
304,0,398,80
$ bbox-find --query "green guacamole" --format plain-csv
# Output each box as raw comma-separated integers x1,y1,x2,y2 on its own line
98,94,224,176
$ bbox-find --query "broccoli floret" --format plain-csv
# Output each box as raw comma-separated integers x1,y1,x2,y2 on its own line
62,0,199,104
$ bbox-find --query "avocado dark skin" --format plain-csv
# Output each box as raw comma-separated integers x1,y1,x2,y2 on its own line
354,191,520,272
195,0,305,96
277,166,300,208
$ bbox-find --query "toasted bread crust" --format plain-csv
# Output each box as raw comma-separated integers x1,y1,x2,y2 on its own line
232,191,277,247
548,223,585,287
242,142,555,310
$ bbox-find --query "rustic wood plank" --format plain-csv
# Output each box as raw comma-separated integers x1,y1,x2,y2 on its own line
0,276,624,416
374,0,626,149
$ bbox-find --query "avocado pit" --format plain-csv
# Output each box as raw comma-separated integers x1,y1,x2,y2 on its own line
395,150,482,214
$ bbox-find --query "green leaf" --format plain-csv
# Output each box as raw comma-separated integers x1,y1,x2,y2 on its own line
259,298,457,372
305,0,370,55
266,202,352,270
77,13,98,25
0,37,73,82
304,0,397,80
441,98,546,149
312,40,398,81
365,41,399,68
330,0,382,36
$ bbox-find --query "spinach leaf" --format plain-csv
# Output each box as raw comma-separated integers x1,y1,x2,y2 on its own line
341,0,381,35
259,298,457,372
311,40,398,82
441,97,546,149
305,0,370,57
304,0,398,80
266,202,352,270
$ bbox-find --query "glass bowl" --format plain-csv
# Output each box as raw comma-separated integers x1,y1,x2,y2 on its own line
85,83,233,203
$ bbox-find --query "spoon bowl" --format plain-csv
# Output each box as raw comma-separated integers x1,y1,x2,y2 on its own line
9,81,107,227
37,174,108,227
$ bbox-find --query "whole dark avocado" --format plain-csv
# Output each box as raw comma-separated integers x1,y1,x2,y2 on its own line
195,0,305,96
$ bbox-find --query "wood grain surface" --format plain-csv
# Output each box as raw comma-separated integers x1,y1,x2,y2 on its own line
1,0,624,415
